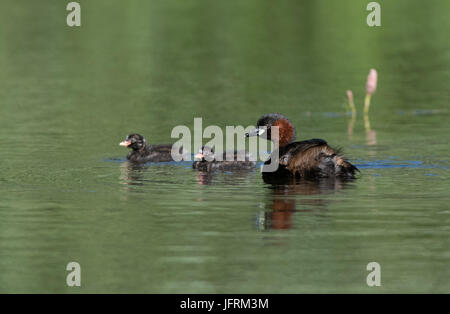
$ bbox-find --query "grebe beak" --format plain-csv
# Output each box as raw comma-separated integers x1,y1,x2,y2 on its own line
194,153,204,160
246,128,265,137
119,140,132,147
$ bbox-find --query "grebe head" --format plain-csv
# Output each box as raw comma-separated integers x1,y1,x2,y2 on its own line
194,146,215,162
119,133,147,151
246,113,296,146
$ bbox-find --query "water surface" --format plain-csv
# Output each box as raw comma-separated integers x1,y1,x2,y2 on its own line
0,0,449,293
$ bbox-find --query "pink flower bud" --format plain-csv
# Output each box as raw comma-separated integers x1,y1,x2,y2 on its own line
346,90,354,103
366,69,378,95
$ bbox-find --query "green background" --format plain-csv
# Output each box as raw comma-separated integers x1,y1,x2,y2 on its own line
0,0,449,293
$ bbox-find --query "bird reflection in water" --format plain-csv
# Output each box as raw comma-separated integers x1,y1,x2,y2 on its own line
195,171,213,185
119,161,148,186
118,161,150,200
257,176,354,231
194,169,257,186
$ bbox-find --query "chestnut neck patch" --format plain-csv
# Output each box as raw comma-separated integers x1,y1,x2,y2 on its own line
273,118,295,146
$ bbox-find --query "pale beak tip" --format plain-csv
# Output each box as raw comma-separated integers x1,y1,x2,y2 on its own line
194,153,204,160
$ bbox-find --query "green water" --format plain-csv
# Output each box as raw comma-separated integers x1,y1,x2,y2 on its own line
0,0,449,293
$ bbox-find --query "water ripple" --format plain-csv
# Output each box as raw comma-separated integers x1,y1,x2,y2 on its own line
355,159,449,170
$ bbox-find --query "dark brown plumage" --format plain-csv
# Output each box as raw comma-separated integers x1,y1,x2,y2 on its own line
192,146,256,172
246,113,358,179
119,133,182,163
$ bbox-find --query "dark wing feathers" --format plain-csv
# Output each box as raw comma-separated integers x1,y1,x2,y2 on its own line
276,139,358,178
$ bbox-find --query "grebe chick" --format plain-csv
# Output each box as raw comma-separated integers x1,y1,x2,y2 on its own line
193,146,256,172
119,133,182,163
